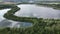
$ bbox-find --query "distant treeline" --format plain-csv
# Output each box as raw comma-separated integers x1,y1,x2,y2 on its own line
0,4,16,9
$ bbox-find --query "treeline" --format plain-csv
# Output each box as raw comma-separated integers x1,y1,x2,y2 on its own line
37,4,60,9
0,4,16,9
0,19,60,34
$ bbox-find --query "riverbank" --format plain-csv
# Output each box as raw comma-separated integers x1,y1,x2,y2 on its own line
4,6,37,23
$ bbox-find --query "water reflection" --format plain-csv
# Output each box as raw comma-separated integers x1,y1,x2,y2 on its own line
9,20,33,28
15,4,60,19
14,22,33,28
0,9,11,22
0,19,33,28
0,19,12,27
0,8,32,28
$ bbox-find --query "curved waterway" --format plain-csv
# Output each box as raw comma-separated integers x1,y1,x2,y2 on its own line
15,4,60,19
0,9,32,28
0,4,60,28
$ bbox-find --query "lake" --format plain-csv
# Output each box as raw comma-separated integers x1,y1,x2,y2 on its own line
0,4,60,28
15,4,60,19
0,8,32,28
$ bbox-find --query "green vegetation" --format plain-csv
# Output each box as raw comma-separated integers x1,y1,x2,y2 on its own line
0,4,16,9
37,4,60,10
0,4,59,34
4,6,37,23
0,19,60,34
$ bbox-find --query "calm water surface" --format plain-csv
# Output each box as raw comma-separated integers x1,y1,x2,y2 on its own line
0,8,32,28
0,4,60,28
15,4,60,19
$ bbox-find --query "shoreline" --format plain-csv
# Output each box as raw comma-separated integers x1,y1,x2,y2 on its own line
0,4,60,34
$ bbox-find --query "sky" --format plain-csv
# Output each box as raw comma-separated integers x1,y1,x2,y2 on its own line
1,0,60,2
0,0,3,2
